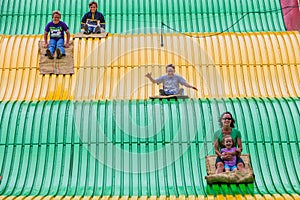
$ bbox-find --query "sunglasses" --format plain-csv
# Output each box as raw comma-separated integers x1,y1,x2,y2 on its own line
222,118,232,120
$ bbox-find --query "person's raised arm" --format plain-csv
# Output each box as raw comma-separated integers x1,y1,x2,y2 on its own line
145,72,158,84
182,82,198,91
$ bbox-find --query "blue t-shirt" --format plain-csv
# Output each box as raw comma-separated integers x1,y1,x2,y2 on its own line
45,21,69,41
156,75,186,95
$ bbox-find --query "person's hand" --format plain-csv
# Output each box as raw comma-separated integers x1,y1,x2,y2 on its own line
145,72,152,78
100,28,105,33
192,86,198,91
222,154,233,161
43,43,48,48
65,43,70,48
235,148,242,157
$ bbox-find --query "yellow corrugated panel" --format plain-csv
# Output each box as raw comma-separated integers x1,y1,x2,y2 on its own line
0,195,299,200
0,32,299,101
252,195,265,200
215,195,225,200
224,195,235,200
233,195,244,200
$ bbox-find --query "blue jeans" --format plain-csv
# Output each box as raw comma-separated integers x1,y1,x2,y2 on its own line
161,88,184,96
48,38,65,55
88,26,97,33
87,25,102,33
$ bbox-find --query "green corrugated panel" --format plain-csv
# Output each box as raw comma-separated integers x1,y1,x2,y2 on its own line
0,0,285,35
0,98,299,196
0,98,299,146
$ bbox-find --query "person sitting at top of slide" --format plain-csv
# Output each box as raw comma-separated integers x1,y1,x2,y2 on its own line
43,10,70,59
81,1,105,34
145,64,198,96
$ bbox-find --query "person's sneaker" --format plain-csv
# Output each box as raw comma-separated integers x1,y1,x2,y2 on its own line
159,89,166,96
56,48,63,59
46,49,54,59
94,26,101,34
83,24,89,34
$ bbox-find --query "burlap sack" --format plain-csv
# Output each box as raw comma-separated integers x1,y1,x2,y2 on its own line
39,41,74,75
205,154,255,184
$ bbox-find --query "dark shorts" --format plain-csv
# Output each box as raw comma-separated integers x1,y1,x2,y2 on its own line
215,156,245,167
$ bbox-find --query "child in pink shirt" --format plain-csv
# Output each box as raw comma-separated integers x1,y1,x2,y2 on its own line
221,135,238,172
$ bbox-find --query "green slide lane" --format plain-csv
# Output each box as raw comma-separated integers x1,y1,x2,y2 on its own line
0,98,299,197
0,0,285,35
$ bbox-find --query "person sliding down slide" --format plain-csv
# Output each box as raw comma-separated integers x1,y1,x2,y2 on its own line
145,64,197,96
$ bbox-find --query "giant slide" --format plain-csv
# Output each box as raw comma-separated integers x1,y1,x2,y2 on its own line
0,0,299,199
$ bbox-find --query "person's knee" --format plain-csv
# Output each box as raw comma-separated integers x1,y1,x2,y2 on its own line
48,43,56,48
216,162,224,169
57,42,64,48
237,162,244,169
215,162,224,174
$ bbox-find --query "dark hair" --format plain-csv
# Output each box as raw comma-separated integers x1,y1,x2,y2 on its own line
166,64,175,70
52,10,61,18
89,1,98,7
222,135,233,144
218,111,235,128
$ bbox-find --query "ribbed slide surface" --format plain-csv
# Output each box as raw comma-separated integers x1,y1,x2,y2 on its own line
1,32,300,100
0,99,299,197
0,0,285,34
0,0,300,199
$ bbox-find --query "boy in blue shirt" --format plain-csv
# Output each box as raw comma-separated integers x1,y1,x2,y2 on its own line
146,64,198,95
81,1,105,34
43,10,70,59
